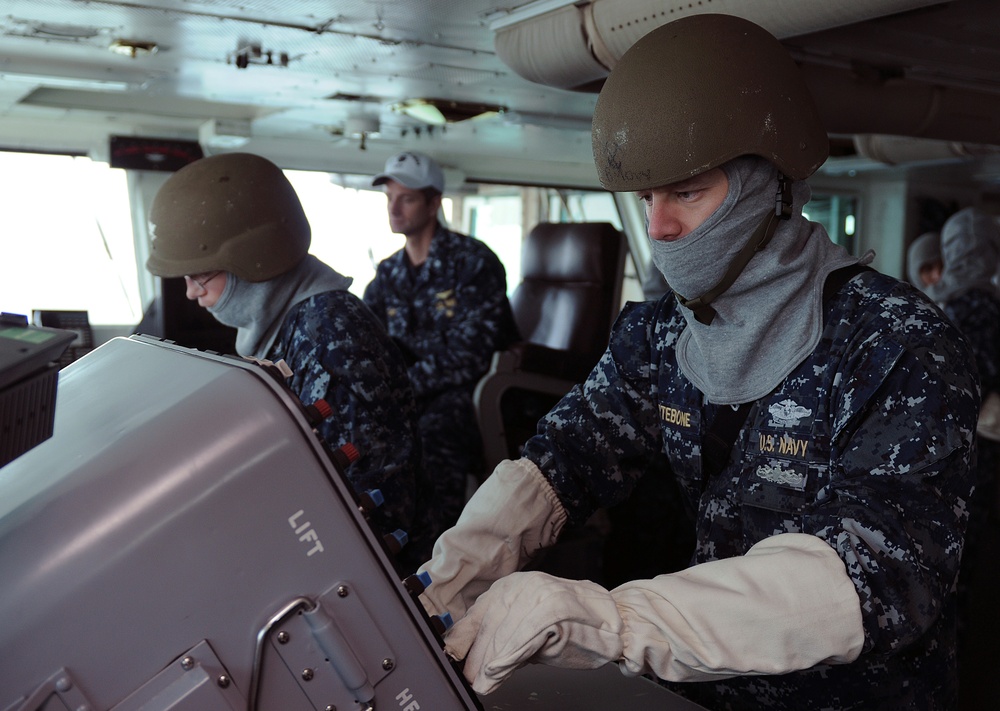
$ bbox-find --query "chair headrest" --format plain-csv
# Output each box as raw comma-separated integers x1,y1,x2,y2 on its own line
520,222,623,283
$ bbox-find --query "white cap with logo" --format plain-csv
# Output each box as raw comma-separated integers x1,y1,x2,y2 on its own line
371,151,445,193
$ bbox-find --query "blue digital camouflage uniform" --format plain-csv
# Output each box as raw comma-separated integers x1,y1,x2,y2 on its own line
364,225,519,529
942,287,1000,639
522,269,979,711
944,288,1000,394
268,289,437,574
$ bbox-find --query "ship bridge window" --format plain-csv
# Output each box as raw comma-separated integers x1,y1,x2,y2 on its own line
0,150,140,326
803,193,858,254
0,155,632,335
294,174,627,299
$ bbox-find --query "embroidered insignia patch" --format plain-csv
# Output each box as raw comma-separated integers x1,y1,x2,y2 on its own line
434,289,457,317
755,463,807,489
768,398,812,427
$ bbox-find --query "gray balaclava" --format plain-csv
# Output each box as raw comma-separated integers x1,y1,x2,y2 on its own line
209,254,352,359
650,156,866,405
934,206,1000,304
906,231,942,296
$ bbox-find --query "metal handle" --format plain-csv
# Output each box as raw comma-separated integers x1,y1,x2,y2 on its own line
248,596,316,711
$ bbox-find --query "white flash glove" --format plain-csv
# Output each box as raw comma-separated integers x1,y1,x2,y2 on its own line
418,458,567,620
447,533,864,695
446,571,623,695
612,532,864,681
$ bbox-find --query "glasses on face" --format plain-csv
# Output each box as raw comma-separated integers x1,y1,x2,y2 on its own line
187,271,222,290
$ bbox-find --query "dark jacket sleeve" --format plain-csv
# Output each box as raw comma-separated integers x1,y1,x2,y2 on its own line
274,292,424,537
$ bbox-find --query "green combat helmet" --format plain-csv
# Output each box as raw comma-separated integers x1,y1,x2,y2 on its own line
591,13,828,193
146,152,310,282
591,14,830,324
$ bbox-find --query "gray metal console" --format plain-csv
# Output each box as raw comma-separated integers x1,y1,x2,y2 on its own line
0,335,475,711
0,335,703,711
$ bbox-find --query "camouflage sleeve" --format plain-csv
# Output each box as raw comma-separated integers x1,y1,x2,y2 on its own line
521,300,666,525
280,292,422,536
814,297,979,655
407,247,512,398
943,288,1000,392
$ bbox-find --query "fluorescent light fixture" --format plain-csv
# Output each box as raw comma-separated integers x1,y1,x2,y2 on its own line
391,98,505,125
391,100,448,126
0,71,133,92
108,39,158,58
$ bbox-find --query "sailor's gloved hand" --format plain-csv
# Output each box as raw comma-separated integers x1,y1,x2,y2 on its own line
444,534,865,695
445,571,623,695
417,459,567,621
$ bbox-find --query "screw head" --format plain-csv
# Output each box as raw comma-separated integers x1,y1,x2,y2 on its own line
302,668,315,681
337,585,349,597
181,656,195,670
277,631,290,644
217,675,231,688
382,658,394,671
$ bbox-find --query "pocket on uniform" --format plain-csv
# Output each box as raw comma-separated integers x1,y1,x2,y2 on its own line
738,455,831,546
741,456,812,512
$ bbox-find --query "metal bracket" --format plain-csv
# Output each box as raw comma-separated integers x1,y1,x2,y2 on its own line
261,583,395,711
11,668,95,711
111,640,244,711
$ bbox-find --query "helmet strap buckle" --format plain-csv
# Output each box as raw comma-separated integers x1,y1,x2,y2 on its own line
775,173,793,220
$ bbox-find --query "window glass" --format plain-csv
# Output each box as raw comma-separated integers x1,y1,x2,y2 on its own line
284,170,402,299
804,193,858,253
455,186,622,294
0,151,140,325
549,190,623,226
288,170,458,299
0,155,624,324
296,179,622,297
459,191,524,290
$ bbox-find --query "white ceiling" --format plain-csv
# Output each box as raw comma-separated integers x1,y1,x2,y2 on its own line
1,0,999,186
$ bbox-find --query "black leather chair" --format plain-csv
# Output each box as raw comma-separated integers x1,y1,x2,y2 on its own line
474,222,628,471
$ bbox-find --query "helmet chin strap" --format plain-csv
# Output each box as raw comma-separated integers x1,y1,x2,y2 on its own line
676,174,793,325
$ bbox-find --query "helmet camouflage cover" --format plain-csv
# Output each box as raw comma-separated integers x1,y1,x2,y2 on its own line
591,13,829,192
146,152,311,282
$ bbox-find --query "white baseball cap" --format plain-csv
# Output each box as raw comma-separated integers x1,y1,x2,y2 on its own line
371,151,445,193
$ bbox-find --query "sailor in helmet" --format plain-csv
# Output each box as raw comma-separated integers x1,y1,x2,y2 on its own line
416,14,978,711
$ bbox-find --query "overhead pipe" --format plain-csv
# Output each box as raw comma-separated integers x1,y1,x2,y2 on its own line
493,0,945,90
801,63,1000,147
853,135,1000,166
